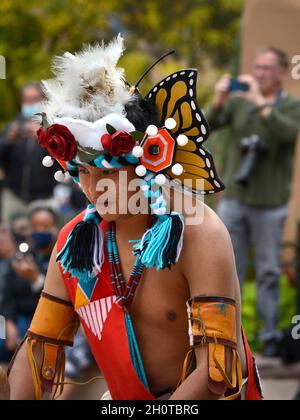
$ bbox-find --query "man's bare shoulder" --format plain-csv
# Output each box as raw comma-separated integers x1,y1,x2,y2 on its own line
183,200,231,252
180,199,236,298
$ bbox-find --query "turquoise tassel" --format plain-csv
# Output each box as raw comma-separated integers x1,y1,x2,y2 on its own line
131,212,185,271
125,312,150,390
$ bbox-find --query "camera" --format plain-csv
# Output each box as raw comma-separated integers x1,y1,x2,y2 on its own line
229,79,250,93
234,135,267,187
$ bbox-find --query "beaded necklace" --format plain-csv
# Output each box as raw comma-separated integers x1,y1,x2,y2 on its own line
106,219,153,389
106,221,146,307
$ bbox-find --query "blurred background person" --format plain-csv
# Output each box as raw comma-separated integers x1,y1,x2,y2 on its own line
0,82,57,224
10,213,32,253
0,206,58,362
206,47,300,357
0,225,16,309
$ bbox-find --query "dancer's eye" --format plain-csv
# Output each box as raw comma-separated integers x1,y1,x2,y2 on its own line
78,166,89,175
102,170,117,175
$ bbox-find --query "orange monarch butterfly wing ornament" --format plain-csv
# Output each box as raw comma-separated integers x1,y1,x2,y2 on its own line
145,69,225,195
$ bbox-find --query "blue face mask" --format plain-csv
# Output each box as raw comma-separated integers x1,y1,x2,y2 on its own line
31,232,54,249
21,103,41,120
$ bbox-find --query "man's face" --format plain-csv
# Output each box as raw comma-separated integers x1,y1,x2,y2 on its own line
253,52,286,95
30,210,58,250
30,210,57,234
22,86,42,106
78,165,146,222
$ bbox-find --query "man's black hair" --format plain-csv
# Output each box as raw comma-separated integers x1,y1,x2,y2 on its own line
125,94,158,132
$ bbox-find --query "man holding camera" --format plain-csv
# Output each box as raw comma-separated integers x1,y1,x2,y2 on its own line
207,47,300,357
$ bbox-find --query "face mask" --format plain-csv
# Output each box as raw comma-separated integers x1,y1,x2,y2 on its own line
31,232,54,249
13,233,28,245
21,103,41,120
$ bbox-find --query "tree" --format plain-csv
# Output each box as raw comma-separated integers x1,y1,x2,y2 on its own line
0,0,243,125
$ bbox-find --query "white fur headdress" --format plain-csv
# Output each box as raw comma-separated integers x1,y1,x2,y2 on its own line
41,34,133,123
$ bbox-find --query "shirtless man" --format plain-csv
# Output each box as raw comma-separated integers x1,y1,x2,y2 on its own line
6,36,262,400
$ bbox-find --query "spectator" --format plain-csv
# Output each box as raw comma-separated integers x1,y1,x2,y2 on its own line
206,47,300,357
0,207,58,362
0,82,57,224
10,213,31,252
0,225,16,309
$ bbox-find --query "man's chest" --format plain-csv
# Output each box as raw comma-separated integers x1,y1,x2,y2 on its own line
129,265,190,332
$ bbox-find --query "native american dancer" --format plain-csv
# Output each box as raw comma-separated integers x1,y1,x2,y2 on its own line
6,36,262,400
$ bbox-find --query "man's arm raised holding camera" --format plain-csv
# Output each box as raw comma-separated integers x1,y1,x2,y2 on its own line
208,48,300,144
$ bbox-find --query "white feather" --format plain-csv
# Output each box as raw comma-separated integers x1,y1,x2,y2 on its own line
41,34,134,123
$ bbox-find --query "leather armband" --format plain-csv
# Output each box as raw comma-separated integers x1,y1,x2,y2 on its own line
25,292,79,400
183,296,243,400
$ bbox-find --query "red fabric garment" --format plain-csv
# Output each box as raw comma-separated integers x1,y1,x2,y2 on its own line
242,329,263,400
57,212,154,400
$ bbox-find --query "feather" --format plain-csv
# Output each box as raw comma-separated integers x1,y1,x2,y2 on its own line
41,34,134,123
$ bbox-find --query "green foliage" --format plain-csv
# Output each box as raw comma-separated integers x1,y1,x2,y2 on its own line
242,276,297,351
0,0,243,126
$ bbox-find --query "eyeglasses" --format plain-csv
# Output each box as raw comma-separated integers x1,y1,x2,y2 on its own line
254,64,280,72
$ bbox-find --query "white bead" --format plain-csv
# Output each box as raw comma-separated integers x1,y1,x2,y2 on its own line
135,165,147,177
141,184,150,191
146,125,158,136
54,171,66,183
155,174,167,186
171,163,184,176
42,156,54,168
165,118,177,130
132,146,144,158
177,135,189,147
64,172,71,181
154,207,167,216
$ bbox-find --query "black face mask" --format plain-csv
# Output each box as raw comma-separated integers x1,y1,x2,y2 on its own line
13,233,28,246
31,232,54,249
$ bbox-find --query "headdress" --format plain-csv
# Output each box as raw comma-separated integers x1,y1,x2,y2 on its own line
36,35,224,280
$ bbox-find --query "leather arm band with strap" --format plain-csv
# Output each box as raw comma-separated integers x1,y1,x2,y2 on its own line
24,292,79,400
182,296,243,400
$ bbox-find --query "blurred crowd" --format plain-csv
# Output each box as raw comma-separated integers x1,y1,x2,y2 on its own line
0,82,95,397
0,46,300,399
